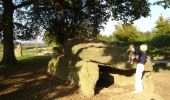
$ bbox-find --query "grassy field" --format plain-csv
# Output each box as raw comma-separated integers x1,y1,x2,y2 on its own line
0,45,52,78
0,44,51,60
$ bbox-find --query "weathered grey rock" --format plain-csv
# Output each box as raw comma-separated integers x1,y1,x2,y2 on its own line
144,58,153,72
143,72,155,93
47,54,61,76
78,61,99,96
47,39,154,96
47,47,65,76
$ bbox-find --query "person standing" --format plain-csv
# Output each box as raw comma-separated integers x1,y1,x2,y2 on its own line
127,44,136,64
133,44,148,94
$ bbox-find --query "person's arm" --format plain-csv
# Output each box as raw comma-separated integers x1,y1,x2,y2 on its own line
127,48,130,52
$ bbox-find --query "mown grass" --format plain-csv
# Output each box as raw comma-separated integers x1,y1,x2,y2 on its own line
17,55,51,65
0,47,51,80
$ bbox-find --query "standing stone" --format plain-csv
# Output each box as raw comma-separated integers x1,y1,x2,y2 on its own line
144,58,153,72
47,40,155,96
78,61,99,96
14,43,22,57
143,58,154,93
143,72,155,93
47,55,59,76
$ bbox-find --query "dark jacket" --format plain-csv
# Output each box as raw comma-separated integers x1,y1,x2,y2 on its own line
138,51,147,64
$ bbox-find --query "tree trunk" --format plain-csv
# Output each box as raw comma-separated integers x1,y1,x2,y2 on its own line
0,0,17,65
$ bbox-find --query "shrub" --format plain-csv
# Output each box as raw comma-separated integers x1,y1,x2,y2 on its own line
150,35,170,47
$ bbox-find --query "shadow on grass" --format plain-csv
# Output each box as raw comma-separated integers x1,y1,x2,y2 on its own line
0,56,51,77
0,55,78,100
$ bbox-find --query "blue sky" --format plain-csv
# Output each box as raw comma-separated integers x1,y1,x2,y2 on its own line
100,0,170,36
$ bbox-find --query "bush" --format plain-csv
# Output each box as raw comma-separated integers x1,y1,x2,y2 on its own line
150,35,170,47
114,23,141,42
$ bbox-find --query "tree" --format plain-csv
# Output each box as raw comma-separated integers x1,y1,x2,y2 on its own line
0,0,35,64
154,0,170,9
32,0,112,45
96,34,116,42
114,23,141,42
44,30,59,47
0,0,151,65
0,0,54,64
40,0,151,45
1,0,18,64
139,31,154,42
153,15,170,36
151,15,170,47
0,0,64,65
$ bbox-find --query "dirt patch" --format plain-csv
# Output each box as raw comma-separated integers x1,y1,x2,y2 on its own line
152,73,170,100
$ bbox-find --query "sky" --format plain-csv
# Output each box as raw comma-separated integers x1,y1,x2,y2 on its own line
100,0,170,36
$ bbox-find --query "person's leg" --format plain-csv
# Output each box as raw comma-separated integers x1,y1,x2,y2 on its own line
130,54,136,64
133,63,144,93
130,56,134,64
127,55,131,63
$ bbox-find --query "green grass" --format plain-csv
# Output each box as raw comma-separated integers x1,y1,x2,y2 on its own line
0,55,51,81
0,46,52,62
0,47,51,78
17,55,51,65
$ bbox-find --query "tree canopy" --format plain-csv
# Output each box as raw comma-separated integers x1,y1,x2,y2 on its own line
114,23,141,42
151,15,170,47
0,0,151,65
153,15,170,36
154,0,170,9
39,0,151,44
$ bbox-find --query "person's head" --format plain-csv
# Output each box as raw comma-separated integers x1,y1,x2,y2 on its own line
129,44,134,48
140,44,147,52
